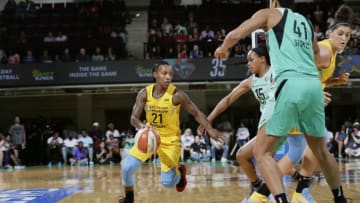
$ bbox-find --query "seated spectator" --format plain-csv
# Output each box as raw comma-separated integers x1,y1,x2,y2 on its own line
123,130,135,158
352,25,360,40
39,49,53,63
105,122,120,141
0,48,7,64
187,15,198,33
235,122,250,148
78,128,94,165
24,0,35,12
181,128,194,162
43,32,56,43
70,141,88,166
161,17,173,34
95,141,111,164
327,128,335,155
17,31,28,44
4,0,17,14
231,44,245,58
164,47,176,58
344,122,360,158
47,131,63,167
91,47,104,62
198,133,211,150
61,48,72,62
22,50,36,64
110,26,127,44
7,51,20,64
0,133,3,168
313,4,324,25
89,122,103,152
86,0,100,16
55,32,68,42
216,28,227,44
106,134,121,164
314,25,324,41
62,133,78,165
176,44,188,59
105,47,116,61
76,48,90,62
174,22,188,36
211,135,228,163
200,26,215,42
175,30,188,44
1,133,18,168
189,44,203,59
189,135,211,162
335,125,347,158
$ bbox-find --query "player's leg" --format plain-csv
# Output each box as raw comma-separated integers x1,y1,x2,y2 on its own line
278,134,306,176
299,77,346,203
238,136,274,202
291,145,317,203
157,144,186,192
255,78,302,203
304,135,346,202
160,167,180,188
253,125,288,198
120,147,149,203
236,137,258,183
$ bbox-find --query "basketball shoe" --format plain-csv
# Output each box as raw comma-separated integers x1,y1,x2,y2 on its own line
119,197,133,203
176,164,187,192
247,191,274,203
241,184,255,203
291,188,316,203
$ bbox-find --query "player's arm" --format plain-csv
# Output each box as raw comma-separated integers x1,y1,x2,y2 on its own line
130,88,147,129
207,77,252,123
215,9,270,58
173,89,219,140
315,44,331,69
324,72,350,87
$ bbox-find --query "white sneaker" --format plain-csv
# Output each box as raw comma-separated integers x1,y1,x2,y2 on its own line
221,158,228,163
211,159,216,163
89,161,94,166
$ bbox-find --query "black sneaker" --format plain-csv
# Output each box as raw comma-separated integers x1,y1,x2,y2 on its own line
119,197,133,203
176,164,187,192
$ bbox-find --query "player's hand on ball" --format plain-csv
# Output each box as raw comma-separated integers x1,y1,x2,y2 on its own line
323,91,332,106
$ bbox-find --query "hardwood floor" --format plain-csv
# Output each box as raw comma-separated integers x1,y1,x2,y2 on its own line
0,158,359,203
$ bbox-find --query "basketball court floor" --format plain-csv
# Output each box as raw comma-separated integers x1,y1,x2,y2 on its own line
0,158,359,203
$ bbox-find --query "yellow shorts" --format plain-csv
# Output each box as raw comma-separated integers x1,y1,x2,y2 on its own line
129,136,181,173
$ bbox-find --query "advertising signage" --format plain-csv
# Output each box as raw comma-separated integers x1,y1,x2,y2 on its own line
0,56,359,88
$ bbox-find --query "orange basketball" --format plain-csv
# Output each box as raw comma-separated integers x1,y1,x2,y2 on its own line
134,127,161,154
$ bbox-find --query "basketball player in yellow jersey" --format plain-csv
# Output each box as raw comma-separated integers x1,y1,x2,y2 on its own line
291,5,352,202
119,61,220,203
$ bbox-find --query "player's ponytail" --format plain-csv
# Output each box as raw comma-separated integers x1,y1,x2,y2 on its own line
329,4,353,31
251,45,270,65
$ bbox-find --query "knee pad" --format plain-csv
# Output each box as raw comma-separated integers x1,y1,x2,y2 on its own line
287,135,306,164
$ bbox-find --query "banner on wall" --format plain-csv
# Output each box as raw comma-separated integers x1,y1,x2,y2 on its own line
0,56,359,88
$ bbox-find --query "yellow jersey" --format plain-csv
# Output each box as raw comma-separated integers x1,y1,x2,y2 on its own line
318,39,337,89
145,84,181,143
